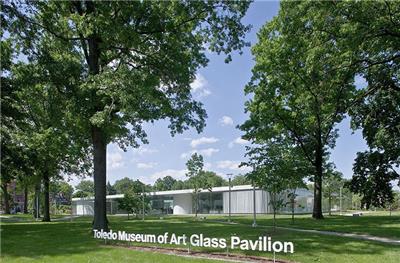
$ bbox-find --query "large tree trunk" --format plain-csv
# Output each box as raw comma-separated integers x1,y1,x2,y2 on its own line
24,186,28,214
82,1,108,231
42,172,51,222
1,182,10,214
313,144,324,219
92,126,108,230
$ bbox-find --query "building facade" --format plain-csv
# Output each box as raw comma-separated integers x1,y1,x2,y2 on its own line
72,185,316,216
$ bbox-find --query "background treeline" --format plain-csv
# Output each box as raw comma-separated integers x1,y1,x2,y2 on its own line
74,172,251,198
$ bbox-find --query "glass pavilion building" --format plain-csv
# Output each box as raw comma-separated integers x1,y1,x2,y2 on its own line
71,185,316,216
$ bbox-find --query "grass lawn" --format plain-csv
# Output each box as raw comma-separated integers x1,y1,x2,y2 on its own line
208,211,400,239
1,213,399,263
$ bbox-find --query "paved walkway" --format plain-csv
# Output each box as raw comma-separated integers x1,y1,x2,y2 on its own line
211,220,400,245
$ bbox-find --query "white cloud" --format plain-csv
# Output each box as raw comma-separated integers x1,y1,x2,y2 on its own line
204,162,212,170
219,116,234,126
190,137,219,148
200,148,219,157
216,160,251,173
107,152,124,169
133,147,159,156
180,148,220,159
190,74,211,98
137,162,157,169
228,137,249,148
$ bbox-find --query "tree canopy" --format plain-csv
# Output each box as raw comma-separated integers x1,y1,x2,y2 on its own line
3,1,251,229
241,0,399,218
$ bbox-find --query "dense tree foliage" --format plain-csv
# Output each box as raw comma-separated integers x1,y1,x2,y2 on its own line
231,174,251,186
50,179,74,205
241,0,399,218
3,0,250,230
154,176,177,191
106,181,117,195
281,0,400,211
113,177,147,195
117,192,140,220
73,180,94,198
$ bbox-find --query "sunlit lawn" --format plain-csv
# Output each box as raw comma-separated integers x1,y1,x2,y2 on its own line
208,211,400,239
1,213,399,263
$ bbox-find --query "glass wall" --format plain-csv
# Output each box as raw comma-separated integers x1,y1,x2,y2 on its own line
196,192,223,214
150,195,174,214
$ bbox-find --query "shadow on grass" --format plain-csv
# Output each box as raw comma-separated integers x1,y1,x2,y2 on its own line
1,220,97,259
1,216,398,262
219,214,400,239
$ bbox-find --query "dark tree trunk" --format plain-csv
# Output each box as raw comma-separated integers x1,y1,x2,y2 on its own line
313,144,324,219
23,186,28,214
42,172,51,222
1,182,10,214
92,126,108,230
81,1,108,231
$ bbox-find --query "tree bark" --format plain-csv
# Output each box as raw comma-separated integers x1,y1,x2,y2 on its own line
1,182,10,214
312,144,324,219
42,172,51,221
92,126,108,230
24,186,28,214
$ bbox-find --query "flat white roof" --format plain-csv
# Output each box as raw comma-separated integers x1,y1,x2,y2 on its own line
72,184,257,201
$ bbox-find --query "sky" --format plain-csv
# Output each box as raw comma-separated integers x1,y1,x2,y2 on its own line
70,1,368,186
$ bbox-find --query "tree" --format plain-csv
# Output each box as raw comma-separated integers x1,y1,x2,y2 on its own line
4,1,251,230
7,60,90,221
323,170,344,215
202,171,226,188
50,179,74,205
114,177,136,195
265,1,400,216
154,176,177,191
248,167,287,231
349,88,400,208
0,15,29,214
74,180,94,197
387,191,400,215
286,176,307,224
117,191,141,220
348,151,398,209
231,175,251,186
171,180,189,190
241,1,357,219
2,19,91,220
106,181,117,195
185,153,205,217
243,139,308,228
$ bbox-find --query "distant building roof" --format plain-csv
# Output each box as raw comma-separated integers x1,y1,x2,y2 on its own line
72,184,256,201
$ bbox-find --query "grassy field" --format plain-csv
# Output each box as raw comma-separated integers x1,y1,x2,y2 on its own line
1,213,399,263
208,211,400,239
